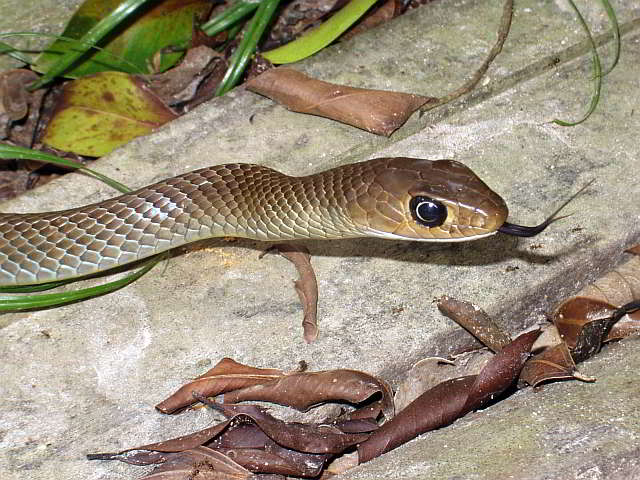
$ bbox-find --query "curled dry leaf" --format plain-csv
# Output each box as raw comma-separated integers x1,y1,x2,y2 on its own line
222,369,394,420
626,244,640,256
437,295,511,352
261,244,319,343
0,69,39,121
246,68,435,136
156,357,285,414
553,251,640,362
566,254,640,308
357,329,540,463
553,252,640,362
145,45,226,108
91,400,372,477
142,446,254,480
321,451,359,478
204,402,371,454
0,69,46,147
519,342,587,388
554,297,619,363
394,351,492,413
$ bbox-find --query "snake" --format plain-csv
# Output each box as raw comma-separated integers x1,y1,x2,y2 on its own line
0,157,558,286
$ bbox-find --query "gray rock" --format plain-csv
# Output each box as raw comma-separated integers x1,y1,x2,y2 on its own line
0,1,638,479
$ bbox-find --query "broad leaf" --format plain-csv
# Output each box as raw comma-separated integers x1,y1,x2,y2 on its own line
42,71,177,156
33,0,213,77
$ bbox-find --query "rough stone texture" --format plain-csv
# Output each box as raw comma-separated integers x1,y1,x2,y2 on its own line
344,337,640,480
1,1,639,479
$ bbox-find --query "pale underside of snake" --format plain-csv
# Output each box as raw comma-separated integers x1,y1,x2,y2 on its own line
0,157,561,286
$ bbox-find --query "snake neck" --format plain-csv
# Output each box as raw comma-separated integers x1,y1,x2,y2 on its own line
0,164,365,285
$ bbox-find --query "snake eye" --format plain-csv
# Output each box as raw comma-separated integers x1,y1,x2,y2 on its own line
410,196,447,227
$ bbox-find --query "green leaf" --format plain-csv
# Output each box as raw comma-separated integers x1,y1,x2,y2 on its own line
31,0,212,87
41,71,177,157
215,0,281,96
261,0,377,64
0,256,161,311
0,143,131,193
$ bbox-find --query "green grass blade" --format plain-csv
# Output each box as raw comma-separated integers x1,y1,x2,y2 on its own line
262,0,377,64
215,0,281,96
0,279,75,293
201,0,259,38
0,257,160,311
28,0,152,90
599,0,620,76
0,40,34,64
552,0,602,127
0,32,145,75
0,143,131,193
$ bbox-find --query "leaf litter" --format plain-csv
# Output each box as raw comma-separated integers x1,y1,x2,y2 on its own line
89,244,640,476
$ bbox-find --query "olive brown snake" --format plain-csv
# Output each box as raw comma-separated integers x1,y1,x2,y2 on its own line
0,157,560,286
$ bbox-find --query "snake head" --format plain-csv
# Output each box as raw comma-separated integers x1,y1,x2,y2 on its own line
351,158,509,242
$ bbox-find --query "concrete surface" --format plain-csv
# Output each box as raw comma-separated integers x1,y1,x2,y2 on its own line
1,0,639,479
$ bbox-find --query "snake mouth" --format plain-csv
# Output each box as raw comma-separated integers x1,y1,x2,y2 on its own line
498,179,594,238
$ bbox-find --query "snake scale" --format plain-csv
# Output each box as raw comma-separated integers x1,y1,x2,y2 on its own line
0,157,539,287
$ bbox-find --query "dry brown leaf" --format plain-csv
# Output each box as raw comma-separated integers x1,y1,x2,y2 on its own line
140,446,255,480
550,250,640,362
246,68,435,136
202,402,370,454
156,358,285,414
394,351,491,413
437,295,511,352
0,69,39,121
261,244,319,342
518,342,591,388
625,244,640,256
222,369,394,420
89,401,370,477
145,45,226,108
357,329,540,463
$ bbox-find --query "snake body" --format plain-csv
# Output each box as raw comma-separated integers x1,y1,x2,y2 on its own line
0,157,508,286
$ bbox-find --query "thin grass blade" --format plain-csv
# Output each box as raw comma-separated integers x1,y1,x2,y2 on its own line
0,257,160,311
0,143,131,193
28,0,152,90
201,0,259,38
215,0,281,96
552,0,602,127
0,40,34,64
599,0,620,76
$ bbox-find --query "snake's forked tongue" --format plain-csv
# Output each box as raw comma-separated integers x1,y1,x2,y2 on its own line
498,179,594,238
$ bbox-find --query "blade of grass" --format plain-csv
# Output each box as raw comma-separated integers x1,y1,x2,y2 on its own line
599,0,620,76
215,0,281,96
261,0,377,64
201,0,259,38
0,256,161,312
552,0,601,127
0,143,131,193
0,40,34,65
0,32,144,75
0,279,76,293
28,0,152,90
